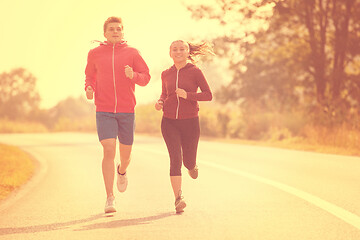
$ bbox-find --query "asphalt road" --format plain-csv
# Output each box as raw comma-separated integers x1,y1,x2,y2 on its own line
0,133,359,240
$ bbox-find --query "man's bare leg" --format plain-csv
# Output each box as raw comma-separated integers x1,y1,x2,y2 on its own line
118,143,132,174
101,138,116,197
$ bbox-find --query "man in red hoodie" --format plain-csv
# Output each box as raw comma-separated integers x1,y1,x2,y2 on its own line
85,16,150,214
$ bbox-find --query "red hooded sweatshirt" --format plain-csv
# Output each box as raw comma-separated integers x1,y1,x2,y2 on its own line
159,63,212,119
85,41,150,113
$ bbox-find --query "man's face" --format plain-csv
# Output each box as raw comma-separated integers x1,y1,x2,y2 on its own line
104,22,124,44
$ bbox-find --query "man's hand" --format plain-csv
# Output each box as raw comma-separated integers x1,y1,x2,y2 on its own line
125,65,134,79
86,86,94,100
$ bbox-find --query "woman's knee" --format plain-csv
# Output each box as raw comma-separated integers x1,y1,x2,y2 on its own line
170,167,182,176
182,148,197,170
170,158,182,176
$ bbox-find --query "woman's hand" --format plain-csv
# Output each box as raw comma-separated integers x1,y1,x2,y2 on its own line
86,86,94,100
155,100,163,111
175,88,187,99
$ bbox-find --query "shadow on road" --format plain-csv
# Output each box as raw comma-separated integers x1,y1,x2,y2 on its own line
0,212,174,235
74,212,175,231
0,214,103,235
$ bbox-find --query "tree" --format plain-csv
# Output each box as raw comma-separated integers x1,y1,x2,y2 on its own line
0,68,41,120
46,96,95,130
186,0,360,124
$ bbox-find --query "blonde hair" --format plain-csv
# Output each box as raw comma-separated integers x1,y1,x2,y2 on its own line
103,17,123,33
170,40,214,63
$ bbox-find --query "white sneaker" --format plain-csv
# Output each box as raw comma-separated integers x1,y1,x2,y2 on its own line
175,191,186,213
117,164,128,193
104,196,116,213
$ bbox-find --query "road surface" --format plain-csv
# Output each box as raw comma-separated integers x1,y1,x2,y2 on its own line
0,133,359,240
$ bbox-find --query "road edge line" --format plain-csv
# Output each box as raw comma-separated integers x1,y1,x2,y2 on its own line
138,147,360,230
201,160,360,231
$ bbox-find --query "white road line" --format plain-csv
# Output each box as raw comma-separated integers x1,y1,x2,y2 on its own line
138,147,360,230
201,161,360,231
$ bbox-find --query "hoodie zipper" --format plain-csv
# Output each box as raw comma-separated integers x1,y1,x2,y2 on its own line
112,44,117,113
175,69,180,119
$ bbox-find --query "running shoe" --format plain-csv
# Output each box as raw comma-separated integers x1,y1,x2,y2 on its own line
188,165,198,179
104,195,116,213
117,164,128,192
175,191,186,213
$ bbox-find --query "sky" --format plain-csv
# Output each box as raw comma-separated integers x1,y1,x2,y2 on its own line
0,0,221,109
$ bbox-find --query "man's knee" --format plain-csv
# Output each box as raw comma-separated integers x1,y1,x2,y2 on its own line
101,139,116,158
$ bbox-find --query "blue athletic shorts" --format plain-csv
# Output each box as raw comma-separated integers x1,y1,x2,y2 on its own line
96,112,135,145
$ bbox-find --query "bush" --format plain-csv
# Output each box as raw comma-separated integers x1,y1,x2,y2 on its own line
199,105,222,137
52,117,96,132
301,123,360,149
0,118,48,133
135,103,163,135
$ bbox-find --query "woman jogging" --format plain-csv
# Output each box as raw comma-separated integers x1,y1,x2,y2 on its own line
155,40,213,213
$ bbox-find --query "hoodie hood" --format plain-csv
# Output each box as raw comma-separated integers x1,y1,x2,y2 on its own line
169,63,194,72
91,40,128,48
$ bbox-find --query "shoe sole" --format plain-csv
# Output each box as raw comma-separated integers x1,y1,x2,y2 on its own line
176,201,186,213
117,180,128,192
105,206,116,214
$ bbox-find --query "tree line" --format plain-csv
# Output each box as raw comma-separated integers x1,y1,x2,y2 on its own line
1,1,359,153
186,0,360,128
0,68,95,132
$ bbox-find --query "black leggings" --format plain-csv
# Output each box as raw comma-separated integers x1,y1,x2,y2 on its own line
161,117,200,176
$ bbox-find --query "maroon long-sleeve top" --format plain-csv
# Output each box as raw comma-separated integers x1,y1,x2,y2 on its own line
159,63,212,119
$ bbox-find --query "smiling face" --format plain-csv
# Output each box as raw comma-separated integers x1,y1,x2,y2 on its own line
169,41,190,64
104,22,124,44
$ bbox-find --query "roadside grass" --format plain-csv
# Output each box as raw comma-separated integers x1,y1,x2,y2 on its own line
217,137,360,157
203,133,360,157
0,144,35,201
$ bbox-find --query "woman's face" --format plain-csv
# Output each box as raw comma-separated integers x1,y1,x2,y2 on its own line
169,41,189,64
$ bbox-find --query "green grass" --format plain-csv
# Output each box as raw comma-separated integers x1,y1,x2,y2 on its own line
0,144,35,200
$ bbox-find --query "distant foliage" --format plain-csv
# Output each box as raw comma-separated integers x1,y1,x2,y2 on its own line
48,96,96,131
0,119,47,133
1,66,360,155
186,0,360,127
134,104,163,135
0,68,40,120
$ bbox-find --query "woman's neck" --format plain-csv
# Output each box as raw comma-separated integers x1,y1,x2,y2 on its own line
174,61,188,70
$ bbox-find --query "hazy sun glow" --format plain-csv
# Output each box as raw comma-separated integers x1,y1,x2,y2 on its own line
0,0,221,109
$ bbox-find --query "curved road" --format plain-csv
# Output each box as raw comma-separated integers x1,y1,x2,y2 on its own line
0,133,359,240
